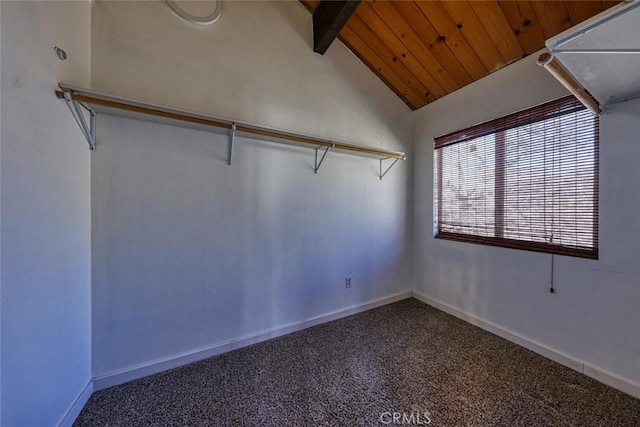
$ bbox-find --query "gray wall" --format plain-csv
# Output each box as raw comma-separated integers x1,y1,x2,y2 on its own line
1,1,92,426
90,0,413,382
413,52,640,389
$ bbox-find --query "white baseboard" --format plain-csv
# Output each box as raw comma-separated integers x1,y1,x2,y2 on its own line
584,363,640,399
57,380,93,427
93,290,412,391
411,290,640,400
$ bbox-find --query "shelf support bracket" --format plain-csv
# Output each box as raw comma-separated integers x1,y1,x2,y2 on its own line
228,123,236,165
314,144,332,174
63,91,96,150
379,157,399,180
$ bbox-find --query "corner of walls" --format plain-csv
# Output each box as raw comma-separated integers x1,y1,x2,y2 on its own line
1,1,93,426
57,382,94,427
406,108,417,296
411,290,640,400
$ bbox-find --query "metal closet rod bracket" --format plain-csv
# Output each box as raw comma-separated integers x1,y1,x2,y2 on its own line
63,90,96,150
314,143,334,174
379,157,400,180
228,123,236,165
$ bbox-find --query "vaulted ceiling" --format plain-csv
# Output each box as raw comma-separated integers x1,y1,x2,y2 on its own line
302,1,620,110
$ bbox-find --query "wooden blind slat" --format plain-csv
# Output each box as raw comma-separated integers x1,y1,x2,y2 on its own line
435,96,585,148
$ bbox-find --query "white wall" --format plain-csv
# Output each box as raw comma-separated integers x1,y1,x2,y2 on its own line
90,0,413,382
413,52,640,390
1,1,92,426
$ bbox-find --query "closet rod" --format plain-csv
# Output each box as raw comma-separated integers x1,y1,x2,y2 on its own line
55,85,406,161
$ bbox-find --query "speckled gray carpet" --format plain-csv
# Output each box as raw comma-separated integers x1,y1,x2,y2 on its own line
74,298,640,426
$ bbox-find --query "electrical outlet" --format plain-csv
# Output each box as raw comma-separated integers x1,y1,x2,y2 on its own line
345,277,352,288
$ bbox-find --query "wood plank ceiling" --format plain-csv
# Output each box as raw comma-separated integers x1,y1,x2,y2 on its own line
302,1,620,110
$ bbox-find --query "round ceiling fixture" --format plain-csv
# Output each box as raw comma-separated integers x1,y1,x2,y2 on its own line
165,0,222,26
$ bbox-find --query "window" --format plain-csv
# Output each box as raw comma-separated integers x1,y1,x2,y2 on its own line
434,96,599,259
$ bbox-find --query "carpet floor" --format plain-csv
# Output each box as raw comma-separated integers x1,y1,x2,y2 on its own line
74,298,640,426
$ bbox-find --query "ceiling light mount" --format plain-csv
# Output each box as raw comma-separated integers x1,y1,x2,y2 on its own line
165,0,222,26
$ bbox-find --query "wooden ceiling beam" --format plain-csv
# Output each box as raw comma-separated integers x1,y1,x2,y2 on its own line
313,0,361,55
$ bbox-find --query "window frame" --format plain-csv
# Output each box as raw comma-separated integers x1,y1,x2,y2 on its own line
434,96,599,259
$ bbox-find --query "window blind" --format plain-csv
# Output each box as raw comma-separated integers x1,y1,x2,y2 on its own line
434,96,599,259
